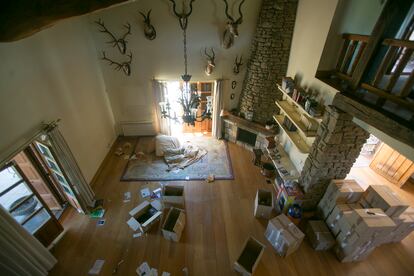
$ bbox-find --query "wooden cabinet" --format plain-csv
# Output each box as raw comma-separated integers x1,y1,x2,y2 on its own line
370,143,414,187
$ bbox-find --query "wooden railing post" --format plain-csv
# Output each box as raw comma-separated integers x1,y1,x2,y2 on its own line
350,0,413,89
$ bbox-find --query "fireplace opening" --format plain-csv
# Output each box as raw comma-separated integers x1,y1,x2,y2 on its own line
237,128,257,147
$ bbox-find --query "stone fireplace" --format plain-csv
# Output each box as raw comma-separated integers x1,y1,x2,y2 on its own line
237,128,257,147
238,0,298,124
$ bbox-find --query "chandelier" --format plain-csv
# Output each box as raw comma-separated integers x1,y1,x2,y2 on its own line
159,0,212,126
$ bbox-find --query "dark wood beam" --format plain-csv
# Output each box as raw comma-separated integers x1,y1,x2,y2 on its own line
0,0,133,42
332,92,414,149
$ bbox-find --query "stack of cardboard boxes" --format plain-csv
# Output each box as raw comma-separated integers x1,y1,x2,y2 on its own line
264,214,305,257
306,220,335,251
317,180,413,262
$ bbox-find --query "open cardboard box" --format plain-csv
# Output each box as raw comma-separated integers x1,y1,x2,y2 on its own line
254,189,273,219
162,185,185,208
127,200,162,233
162,207,186,242
234,237,265,276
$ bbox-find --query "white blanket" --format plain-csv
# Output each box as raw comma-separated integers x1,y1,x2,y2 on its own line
163,142,207,170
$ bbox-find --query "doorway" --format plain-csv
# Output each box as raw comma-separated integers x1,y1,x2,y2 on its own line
0,161,63,247
166,81,214,137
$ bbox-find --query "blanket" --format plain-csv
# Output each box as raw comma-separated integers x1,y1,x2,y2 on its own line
163,142,207,171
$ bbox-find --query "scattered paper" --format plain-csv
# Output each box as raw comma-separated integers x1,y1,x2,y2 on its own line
88,259,105,275
151,188,162,199
150,268,158,276
136,262,151,276
127,217,140,232
141,188,150,198
97,219,105,226
133,232,142,238
124,192,131,202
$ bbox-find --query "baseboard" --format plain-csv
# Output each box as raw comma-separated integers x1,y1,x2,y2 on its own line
89,136,119,188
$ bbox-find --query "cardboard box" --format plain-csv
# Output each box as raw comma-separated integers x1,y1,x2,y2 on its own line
362,185,409,217
254,189,273,219
326,204,362,236
317,179,364,219
306,220,335,251
233,237,265,276
162,207,185,242
386,208,414,242
162,185,185,208
335,240,376,263
264,214,304,257
127,200,162,233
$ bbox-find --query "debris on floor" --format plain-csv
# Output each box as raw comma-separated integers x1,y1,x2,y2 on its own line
123,192,131,203
88,259,105,275
182,267,188,276
140,187,151,198
97,219,105,226
112,260,124,275
206,174,215,183
90,199,105,219
133,232,142,238
114,147,123,156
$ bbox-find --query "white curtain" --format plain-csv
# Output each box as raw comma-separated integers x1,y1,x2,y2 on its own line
152,80,171,135
48,127,95,213
0,206,57,275
212,80,224,139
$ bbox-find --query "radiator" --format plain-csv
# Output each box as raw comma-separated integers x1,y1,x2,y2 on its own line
120,121,156,136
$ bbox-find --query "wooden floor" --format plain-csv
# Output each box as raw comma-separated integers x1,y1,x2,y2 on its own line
50,137,414,276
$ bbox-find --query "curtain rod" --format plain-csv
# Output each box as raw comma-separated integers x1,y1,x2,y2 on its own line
0,119,61,168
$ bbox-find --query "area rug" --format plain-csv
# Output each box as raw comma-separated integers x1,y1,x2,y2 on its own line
121,136,234,181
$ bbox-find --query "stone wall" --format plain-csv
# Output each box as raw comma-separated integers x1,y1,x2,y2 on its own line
238,0,298,124
299,106,370,210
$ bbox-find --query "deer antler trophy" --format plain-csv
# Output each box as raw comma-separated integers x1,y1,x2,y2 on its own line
101,51,132,76
204,48,216,76
222,0,245,49
139,10,156,40
95,19,131,54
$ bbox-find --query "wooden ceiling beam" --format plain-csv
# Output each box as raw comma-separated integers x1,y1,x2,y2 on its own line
0,0,133,42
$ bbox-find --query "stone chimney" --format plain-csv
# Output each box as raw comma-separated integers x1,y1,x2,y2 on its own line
239,0,298,124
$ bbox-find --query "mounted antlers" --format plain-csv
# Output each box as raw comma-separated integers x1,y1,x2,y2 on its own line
204,48,216,76
95,19,131,54
139,10,156,40
222,0,245,49
169,0,195,30
101,51,132,76
233,55,243,74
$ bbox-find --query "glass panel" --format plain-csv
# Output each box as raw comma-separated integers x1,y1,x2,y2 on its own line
36,142,53,159
13,196,42,224
46,159,60,172
0,182,33,210
22,208,50,234
0,166,22,194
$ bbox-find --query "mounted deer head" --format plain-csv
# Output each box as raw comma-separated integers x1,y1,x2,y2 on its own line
95,19,131,54
101,51,132,76
233,54,243,74
139,10,156,40
222,0,245,49
169,0,195,30
204,48,216,76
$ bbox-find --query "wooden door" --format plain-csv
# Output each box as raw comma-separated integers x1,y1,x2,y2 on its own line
13,152,62,210
370,143,414,187
0,162,63,247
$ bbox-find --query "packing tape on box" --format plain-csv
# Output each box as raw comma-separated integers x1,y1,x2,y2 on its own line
365,210,387,217
330,213,344,229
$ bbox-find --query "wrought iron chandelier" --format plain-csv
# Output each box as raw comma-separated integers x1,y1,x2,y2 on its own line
159,0,212,126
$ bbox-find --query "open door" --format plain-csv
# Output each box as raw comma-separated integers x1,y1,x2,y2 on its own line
0,162,63,247
32,141,83,212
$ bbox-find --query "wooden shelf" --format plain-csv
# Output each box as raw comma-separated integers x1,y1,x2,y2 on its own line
273,115,310,154
277,84,323,121
275,100,317,137
265,146,299,181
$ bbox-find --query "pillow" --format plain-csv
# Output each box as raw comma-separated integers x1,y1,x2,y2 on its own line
155,135,181,157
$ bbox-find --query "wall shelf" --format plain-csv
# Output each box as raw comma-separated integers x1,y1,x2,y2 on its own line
265,146,300,181
277,84,323,121
275,100,317,137
273,115,310,154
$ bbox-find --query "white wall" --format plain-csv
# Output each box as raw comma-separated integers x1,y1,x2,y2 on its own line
0,17,117,182
88,0,262,133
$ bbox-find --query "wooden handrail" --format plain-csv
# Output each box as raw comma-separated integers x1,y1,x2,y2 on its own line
342,33,370,42
383,38,414,49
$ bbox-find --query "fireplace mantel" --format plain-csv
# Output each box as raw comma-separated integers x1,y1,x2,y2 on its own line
221,111,276,137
